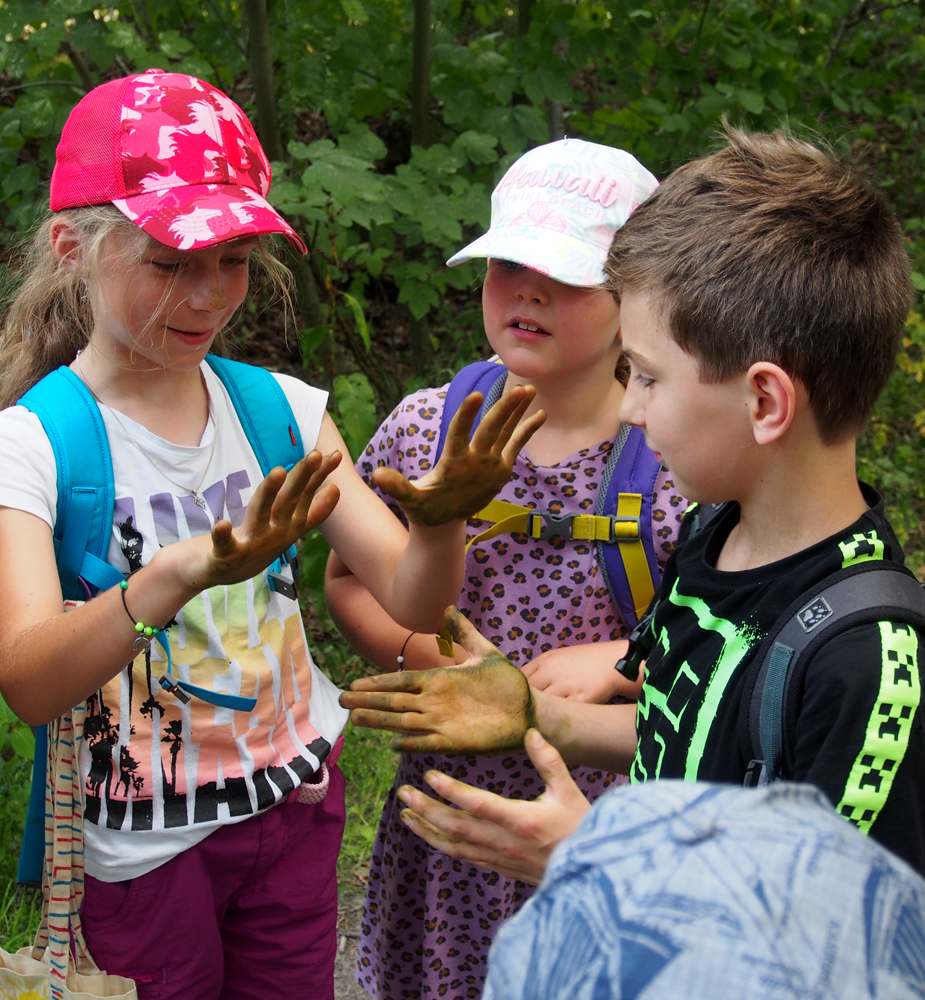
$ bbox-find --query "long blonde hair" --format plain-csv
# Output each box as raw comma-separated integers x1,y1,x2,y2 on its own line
0,206,292,408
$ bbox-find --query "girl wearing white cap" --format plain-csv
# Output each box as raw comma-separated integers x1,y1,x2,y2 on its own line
326,139,687,1000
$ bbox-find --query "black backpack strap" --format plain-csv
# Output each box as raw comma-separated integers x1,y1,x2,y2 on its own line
677,501,729,545
743,562,925,787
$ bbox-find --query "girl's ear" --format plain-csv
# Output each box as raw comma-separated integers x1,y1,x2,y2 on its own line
49,217,84,273
746,362,796,446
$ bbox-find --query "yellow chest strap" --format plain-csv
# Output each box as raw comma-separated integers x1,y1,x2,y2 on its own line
436,494,657,657
465,493,656,620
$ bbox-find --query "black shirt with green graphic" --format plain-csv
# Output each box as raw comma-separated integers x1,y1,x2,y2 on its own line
633,486,925,876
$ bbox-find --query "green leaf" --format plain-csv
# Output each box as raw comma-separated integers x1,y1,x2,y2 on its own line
300,529,332,617
660,112,691,133
0,693,15,722
342,291,371,351
11,725,34,761
398,279,440,319
720,46,752,70
340,0,369,25
452,130,498,165
158,29,194,59
333,373,378,461
3,162,39,197
738,90,765,115
300,325,329,367
911,272,925,292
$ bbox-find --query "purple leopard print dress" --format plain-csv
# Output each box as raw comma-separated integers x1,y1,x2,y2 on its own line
355,384,685,1000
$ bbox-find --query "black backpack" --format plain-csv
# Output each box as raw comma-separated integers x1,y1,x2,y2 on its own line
616,505,925,786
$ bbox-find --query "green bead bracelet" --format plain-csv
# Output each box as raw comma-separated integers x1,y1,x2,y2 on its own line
120,579,156,637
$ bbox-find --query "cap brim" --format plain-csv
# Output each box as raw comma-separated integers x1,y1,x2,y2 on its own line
113,182,307,254
446,227,608,287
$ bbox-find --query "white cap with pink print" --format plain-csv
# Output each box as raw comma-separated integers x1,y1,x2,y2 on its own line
447,138,658,287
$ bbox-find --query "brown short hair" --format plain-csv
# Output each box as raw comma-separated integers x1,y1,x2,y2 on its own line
605,127,911,443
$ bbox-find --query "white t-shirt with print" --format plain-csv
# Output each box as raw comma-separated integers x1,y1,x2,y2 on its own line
0,364,349,881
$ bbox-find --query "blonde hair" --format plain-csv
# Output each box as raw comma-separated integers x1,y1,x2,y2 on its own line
0,206,293,408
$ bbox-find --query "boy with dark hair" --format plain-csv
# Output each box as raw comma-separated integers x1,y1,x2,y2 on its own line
341,128,925,880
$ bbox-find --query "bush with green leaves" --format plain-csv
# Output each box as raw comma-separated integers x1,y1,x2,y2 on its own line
0,0,922,565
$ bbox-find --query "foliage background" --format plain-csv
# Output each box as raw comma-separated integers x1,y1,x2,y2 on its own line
1,0,925,943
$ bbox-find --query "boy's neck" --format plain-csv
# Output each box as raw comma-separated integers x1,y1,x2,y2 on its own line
716,434,868,572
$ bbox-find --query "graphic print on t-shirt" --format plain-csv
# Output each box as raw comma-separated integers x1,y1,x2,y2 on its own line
631,579,765,783
629,495,925,877
84,471,330,833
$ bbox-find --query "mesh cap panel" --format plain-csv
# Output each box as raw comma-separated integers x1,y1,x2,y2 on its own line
50,77,130,210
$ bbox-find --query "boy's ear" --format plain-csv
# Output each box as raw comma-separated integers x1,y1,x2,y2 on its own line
746,362,796,446
49,217,84,273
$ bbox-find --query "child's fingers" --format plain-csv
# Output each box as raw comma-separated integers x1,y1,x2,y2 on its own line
485,389,536,455
439,392,483,458
371,466,418,506
500,410,546,465
288,453,341,525
522,729,573,794
269,451,324,523
244,465,288,530
209,518,237,559
345,705,436,736
443,606,502,663
346,669,427,694
302,482,340,533
468,385,533,453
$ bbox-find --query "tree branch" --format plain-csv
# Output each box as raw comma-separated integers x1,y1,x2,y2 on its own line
243,0,284,160
62,39,94,92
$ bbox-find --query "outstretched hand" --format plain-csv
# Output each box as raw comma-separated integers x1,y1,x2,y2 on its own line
372,385,545,526
339,607,535,753
180,450,341,592
397,729,590,884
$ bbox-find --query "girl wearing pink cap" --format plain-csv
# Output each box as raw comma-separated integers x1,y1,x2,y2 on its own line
0,71,540,999
326,139,688,1000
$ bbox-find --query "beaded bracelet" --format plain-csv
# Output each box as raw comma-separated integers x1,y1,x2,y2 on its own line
120,579,159,651
397,631,415,673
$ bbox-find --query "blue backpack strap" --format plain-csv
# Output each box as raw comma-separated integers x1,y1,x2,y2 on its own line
596,425,662,629
434,360,508,463
205,355,303,474
205,354,304,592
19,367,119,600
17,367,119,896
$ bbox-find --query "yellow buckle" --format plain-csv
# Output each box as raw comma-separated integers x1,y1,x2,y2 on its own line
610,515,640,541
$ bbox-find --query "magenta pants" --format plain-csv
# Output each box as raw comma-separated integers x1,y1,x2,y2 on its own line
81,765,346,1000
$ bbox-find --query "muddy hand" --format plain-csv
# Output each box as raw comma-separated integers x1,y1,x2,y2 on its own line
339,606,535,753
371,385,546,526
185,450,341,591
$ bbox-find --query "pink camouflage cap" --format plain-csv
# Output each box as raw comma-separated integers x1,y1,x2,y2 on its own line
447,138,658,287
50,69,306,253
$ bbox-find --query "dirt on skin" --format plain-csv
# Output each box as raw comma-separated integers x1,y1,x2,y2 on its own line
335,887,368,1000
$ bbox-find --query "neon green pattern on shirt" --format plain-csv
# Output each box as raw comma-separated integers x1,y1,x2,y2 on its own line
839,531,885,568
633,626,700,782
631,579,755,781
836,622,920,835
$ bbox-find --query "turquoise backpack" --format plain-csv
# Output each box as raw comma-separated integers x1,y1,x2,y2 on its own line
15,355,305,899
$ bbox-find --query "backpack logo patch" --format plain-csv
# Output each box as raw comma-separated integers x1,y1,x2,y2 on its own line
798,596,833,632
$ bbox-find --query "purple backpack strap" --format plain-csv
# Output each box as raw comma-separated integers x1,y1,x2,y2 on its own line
435,360,508,462
597,425,663,628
